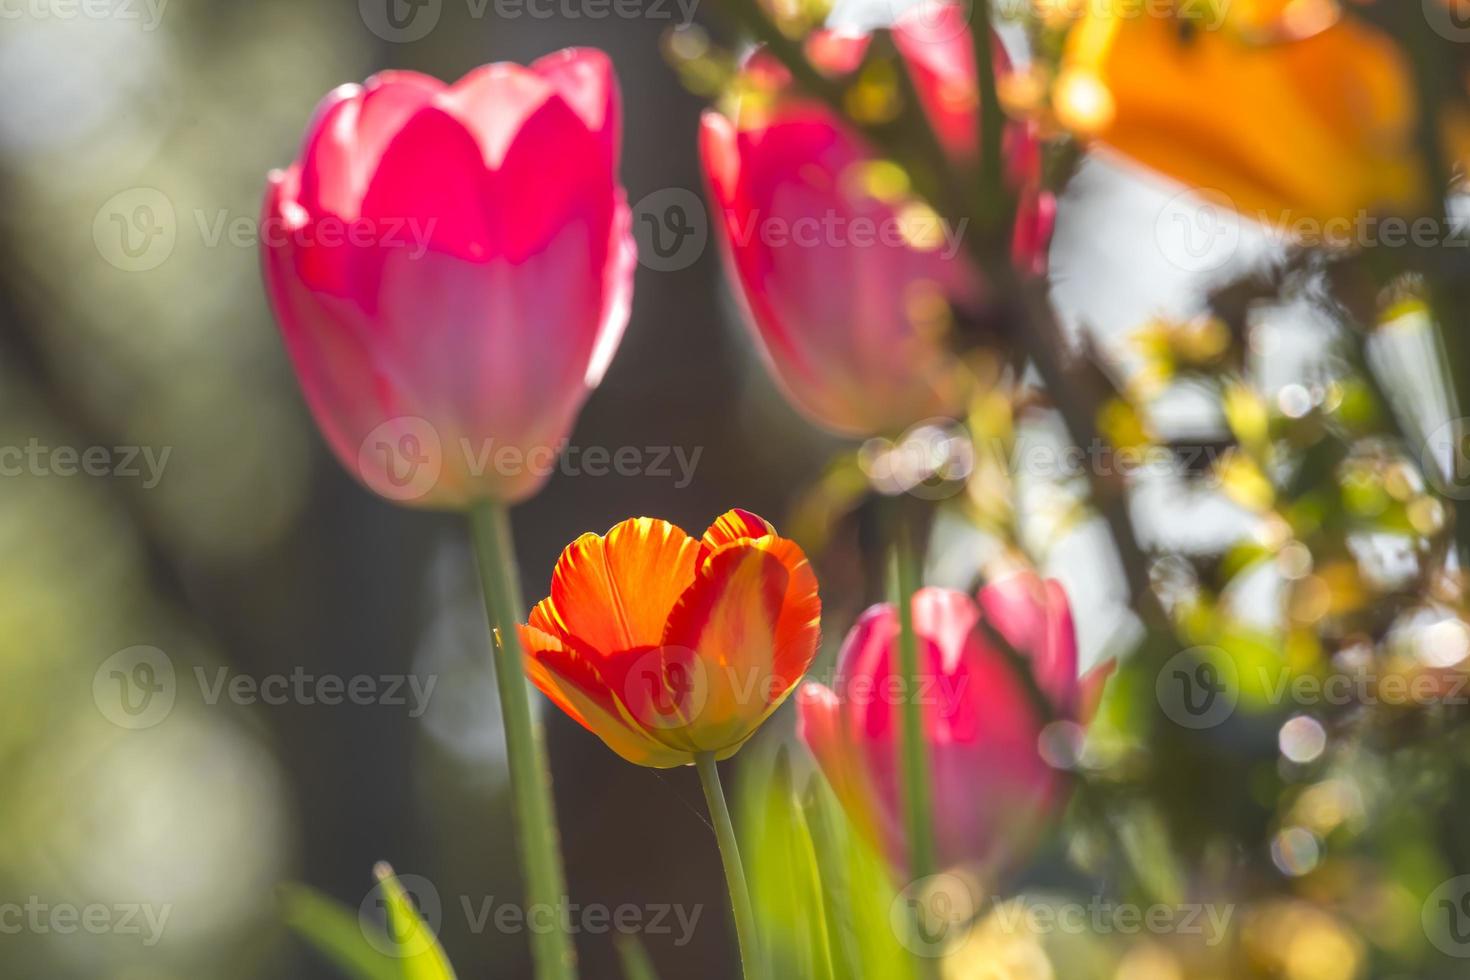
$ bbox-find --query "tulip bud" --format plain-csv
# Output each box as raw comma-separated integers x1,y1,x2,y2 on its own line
261,51,635,508
798,573,1112,875
699,4,1047,438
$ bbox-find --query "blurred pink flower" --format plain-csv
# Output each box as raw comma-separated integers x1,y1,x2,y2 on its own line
261,50,634,508
798,572,1112,875
699,4,1050,437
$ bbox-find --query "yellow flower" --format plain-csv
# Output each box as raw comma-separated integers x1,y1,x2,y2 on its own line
1055,1,1431,228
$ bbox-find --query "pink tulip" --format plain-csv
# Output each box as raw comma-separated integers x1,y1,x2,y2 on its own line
798,573,1112,875
698,4,1049,438
261,50,635,508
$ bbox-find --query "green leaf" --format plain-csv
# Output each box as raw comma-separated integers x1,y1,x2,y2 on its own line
615,934,660,980
373,863,457,980
280,883,402,980
280,864,457,980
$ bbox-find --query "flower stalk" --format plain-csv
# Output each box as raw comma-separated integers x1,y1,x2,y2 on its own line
891,514,937,883
695,752,763,980
468,500,576,980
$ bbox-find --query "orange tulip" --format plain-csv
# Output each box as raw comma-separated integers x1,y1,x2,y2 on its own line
519,510,821,767
1055,1,1429,227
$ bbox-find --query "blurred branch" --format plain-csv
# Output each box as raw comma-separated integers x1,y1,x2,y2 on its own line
709,0,1172,634
971,0,1006,230
1363,1,1470,566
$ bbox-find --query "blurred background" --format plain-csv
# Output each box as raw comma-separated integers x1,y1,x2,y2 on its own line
7,0,1470,977
0,1,844,976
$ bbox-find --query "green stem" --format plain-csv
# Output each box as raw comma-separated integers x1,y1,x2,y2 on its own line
891,515,937,883
468,501,576,980
971,0,1006,230
695,752,762,980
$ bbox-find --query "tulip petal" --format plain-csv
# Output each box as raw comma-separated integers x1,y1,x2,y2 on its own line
539,518,702,655
351,95,621,502
532,47,620,166
797,681,903,859
356,104,495,267
698,508,776,563
443,62,560,169
977,572,1079,712
662,537,820,749
585,190,635,389
823,587,1058,872
891,3,984,160
520,624,687,767
297,71,444,222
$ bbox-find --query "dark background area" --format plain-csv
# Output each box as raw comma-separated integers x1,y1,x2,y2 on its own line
0,1,846,975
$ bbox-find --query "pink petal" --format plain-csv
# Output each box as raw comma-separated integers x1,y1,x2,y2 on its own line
533,47,620,166
977,572,1080,712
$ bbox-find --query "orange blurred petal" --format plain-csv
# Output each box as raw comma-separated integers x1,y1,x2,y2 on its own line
1062,7,1425,225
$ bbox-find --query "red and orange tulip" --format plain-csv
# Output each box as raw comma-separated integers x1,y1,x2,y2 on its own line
520,510,822,767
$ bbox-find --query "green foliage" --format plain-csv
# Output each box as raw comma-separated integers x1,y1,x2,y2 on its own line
281,865,456,980
737,745,914,980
